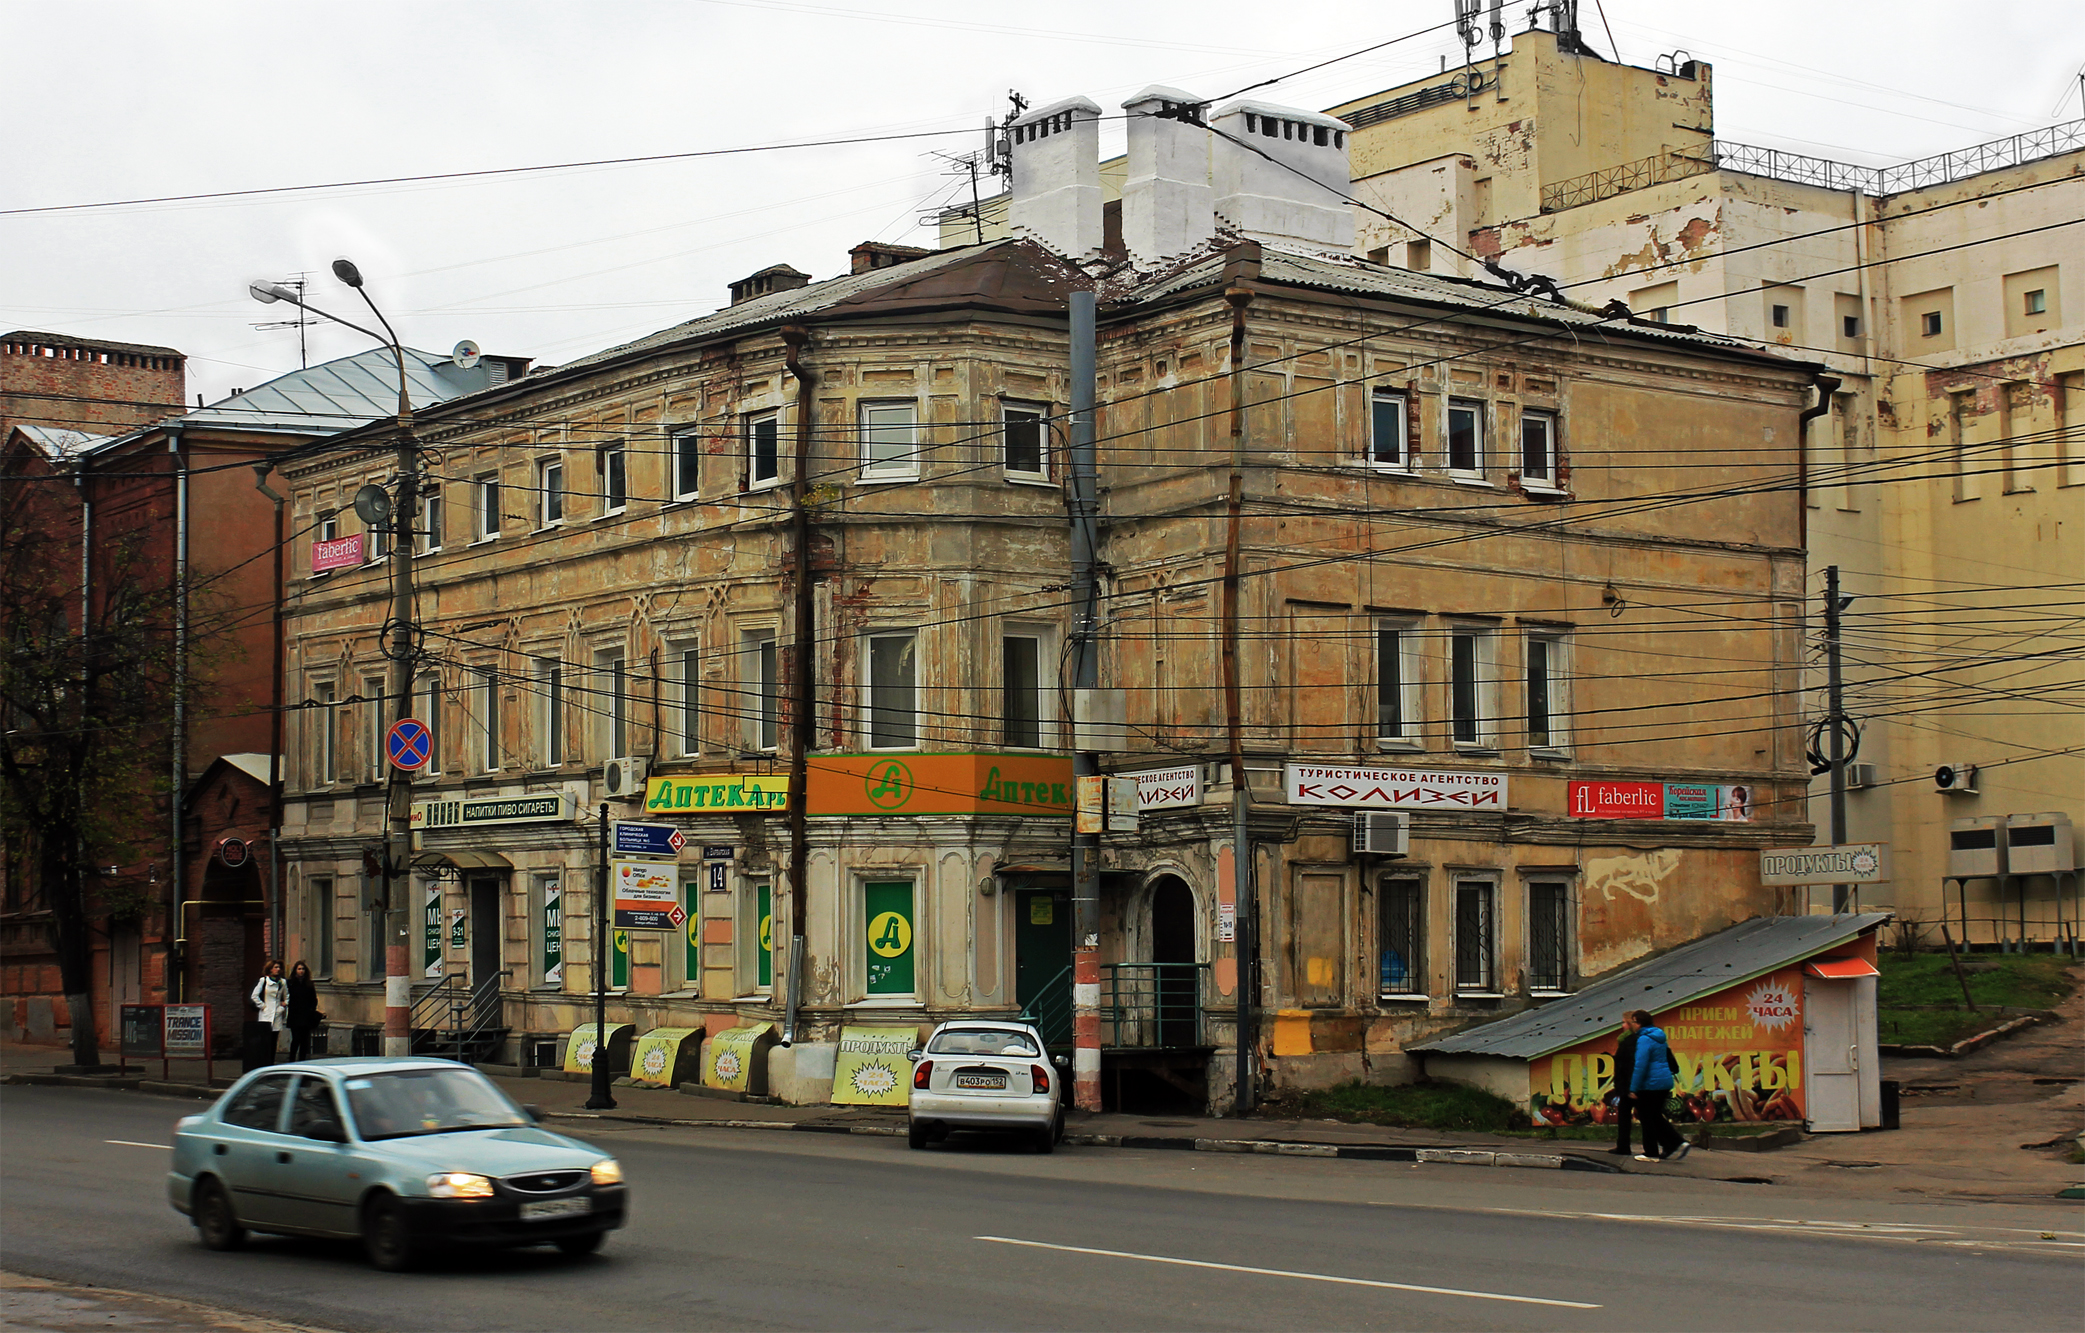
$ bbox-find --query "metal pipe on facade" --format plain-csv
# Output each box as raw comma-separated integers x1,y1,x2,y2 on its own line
1825,564,1850,914
781,325,815,1046
1795,372,1841,551
253,466,288,965
1067,287,1102,1113
1220,243,1259,1115
586,803,616,1108
168,430,189,1001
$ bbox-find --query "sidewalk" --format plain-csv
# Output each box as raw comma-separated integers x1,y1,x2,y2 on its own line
8,1022,2079,1203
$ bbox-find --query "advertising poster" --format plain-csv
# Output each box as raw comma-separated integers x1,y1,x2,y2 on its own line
163,1005,207,1053
612,859,678,929
423,885,444,978
1568,781,1755,822
120,1005,163,1059
562,1022,631,1074
1527,967,1806,1127
629,1027,701,1087
863,881,914,996
704,1022,773,1093
830,1025,919,1106
542,888,563,986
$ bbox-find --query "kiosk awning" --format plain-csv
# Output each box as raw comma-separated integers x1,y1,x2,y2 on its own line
1804,957,1880,979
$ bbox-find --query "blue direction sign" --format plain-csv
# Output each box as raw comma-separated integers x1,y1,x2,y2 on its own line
386,718,432,771
613,820,685,860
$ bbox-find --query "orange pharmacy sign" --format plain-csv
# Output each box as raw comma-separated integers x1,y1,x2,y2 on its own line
807,752,1073,818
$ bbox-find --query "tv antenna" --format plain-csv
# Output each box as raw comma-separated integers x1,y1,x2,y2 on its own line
250,273,314,367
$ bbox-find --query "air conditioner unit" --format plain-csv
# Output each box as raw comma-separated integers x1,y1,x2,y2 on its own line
1933,761,1977,795
603,756,649,799
1844,763,1877,790
2005,813,2076,875
1948,817,2003,878
1351,812,1410,857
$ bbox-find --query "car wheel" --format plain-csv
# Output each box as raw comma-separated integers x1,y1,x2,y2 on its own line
908,1120,929,1150
555,1230,605,1257
1033,1124,1056,1155
362,1195,416,1272
193,1179,246,1251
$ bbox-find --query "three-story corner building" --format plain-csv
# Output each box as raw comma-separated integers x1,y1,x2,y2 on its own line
278,87,1822,1111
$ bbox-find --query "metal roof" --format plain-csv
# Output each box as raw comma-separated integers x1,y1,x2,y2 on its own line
1410,913,1891,1060
158,345,491,438
9,423,115,461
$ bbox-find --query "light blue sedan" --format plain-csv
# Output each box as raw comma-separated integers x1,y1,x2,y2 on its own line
168,1057,625,1270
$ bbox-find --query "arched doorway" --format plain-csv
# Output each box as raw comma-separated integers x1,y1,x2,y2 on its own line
1148,875,1197,1048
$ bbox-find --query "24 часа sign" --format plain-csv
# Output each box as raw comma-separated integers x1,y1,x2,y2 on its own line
1527,968,1806,1129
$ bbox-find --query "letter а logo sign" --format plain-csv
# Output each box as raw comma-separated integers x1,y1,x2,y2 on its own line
868,910,912,958
865,760,912,811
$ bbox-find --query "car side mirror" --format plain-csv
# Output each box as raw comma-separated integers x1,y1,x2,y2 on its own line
905,1050,924,1064
304,1119,347,1143
521,1103,544,1122
1052,1055,1069,1070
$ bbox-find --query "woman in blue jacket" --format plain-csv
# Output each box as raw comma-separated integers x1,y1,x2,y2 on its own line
1628,1009,1690,1162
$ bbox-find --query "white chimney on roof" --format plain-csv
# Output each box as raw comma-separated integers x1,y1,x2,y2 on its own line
1209,100,1354,254
1006,96,1104,262
1120,86,1214,267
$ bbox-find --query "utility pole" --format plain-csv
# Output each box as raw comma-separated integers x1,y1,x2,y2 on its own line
587,804,615,1109
1221,245,1259,1115
1825,564,1850,914
1067,287,1102,1113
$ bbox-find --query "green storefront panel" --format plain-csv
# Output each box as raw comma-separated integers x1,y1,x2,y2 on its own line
863,881,914,996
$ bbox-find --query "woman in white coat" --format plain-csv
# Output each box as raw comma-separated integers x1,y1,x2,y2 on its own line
250,959,288,1061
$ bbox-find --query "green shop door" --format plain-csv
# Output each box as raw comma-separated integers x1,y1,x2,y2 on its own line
863,881,914,996
1014,889,1071,1044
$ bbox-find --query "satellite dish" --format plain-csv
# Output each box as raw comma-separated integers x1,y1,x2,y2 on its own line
452,339,482,370
353,483,393,528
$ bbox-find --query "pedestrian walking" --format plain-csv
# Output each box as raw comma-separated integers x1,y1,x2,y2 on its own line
1608,1012,1640,1156
249,960,288,1063
1628,1009,1690,1163
286,961,322,1062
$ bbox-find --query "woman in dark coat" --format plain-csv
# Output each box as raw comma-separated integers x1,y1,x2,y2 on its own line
285,961,321,1062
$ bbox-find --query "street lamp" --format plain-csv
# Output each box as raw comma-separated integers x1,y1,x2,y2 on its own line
249,260,421,1057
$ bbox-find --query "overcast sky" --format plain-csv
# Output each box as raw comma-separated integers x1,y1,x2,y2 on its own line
4,0,2079,409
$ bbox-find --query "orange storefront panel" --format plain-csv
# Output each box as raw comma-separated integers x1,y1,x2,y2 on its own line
807,753,1074,818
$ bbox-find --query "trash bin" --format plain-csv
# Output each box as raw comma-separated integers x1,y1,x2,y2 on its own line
1879,1078,1900,1130
241,1021,280,1073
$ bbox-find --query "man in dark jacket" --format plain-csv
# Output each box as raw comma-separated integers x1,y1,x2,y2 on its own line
1609,1013,1640,1155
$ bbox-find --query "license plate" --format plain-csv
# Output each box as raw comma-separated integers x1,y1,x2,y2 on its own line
954,1073,1007,1090
519,1197,592,1221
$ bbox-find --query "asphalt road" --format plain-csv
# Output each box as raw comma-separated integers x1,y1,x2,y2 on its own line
2,1085,2077,1332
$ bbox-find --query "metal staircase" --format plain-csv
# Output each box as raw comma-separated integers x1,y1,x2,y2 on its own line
408,970,510,1064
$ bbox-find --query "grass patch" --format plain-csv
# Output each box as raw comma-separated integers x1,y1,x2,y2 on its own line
1877,953,2077,1047
1265,1080,1523,1134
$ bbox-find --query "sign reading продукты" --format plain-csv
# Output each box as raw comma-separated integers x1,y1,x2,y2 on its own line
1759,843,1891,886
612,821,685,860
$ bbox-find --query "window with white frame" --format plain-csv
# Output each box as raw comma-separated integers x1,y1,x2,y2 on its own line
859,401,918,480
743,630,778,752
1524,630,1568,752
672,643,700,755
746,413,780,489
309,876,335,979
365,674,387,781
1448,624,1496,748
673,427,702,500
537,457,565,526
536,657,563,766
474,473,500,542
1378,875,1424,997
1368,391,1408,470
1453,878,1497,993
1446,399,1484,477
369,502,390,559
596,650,628,758
1375,620,1423,744
361,876,386,979
317,510,339,543
1002,402,1046,478
475,668,501,772
1527,879,1572,992
416,673,441,775
1002,632,1043,747
601,445,627,514
418,487,443,553
866,632,918,748
313,681,338,785
1519,410,1557,489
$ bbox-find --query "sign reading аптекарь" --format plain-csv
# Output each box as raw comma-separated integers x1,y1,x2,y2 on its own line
1284,764,1507,811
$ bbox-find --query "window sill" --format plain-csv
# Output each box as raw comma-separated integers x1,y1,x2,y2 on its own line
743,480,783,495
1452,744,1500,757
1375,739,1425,752
533,524,562,535
1449,474,1495,488
856,473,920,486
592,509,628,522
1378,993,1431,1003
469,536,499,547
1004,473,1055,488
846,997,920,1009
1453,992,1505,1000
1529,989,1573,999
1364,464,1417,477
1528,747,1571,762
1520,482,1567,497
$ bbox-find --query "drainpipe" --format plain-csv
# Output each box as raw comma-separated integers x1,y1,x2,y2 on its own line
168,431,189,1001
1221,243,1259,1115
1796,372,1842,552
1068,287,1102,1113
780,325,815,1046
253,465,287,966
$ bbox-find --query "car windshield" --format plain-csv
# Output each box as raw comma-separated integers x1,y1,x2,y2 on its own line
342,1068,529,1141
928,1028,1039,1057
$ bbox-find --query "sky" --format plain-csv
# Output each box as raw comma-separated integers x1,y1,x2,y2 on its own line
4,0,2080,409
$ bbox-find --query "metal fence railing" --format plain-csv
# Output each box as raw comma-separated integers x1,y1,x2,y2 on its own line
1102,962,1210,1050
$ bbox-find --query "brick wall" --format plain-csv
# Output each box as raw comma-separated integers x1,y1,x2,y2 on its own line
1,333,186,436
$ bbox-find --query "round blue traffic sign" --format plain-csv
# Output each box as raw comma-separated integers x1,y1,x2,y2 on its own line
386,718,432,771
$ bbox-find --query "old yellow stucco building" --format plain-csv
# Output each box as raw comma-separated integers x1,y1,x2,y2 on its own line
278,86,1824,1109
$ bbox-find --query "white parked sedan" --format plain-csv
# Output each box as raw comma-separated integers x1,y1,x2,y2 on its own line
906,1020,1067,1152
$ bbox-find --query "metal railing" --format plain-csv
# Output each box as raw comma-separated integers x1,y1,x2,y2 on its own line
1541,147,1713,212
408,970,510,1062
1019,964,1075,1049
1102,962,1210,1050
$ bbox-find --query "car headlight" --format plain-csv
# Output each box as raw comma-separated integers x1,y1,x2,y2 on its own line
590,1158,622,1186
426,1172,495,1199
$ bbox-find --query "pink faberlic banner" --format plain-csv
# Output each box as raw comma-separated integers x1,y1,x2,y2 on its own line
311,534,365,573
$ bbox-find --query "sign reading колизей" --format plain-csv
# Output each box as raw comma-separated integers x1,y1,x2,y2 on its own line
1284,764,1506,812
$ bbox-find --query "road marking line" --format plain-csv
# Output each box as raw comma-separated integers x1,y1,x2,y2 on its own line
1400,1205,2083,1251
975,1235,1599,1309
105,1140,171,1150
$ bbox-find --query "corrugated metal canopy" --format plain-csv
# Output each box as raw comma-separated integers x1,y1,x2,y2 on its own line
1411,913,1890,1060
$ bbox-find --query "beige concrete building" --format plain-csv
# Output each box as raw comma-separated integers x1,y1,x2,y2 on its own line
1330,27,2084,945
278,88,1823,1110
